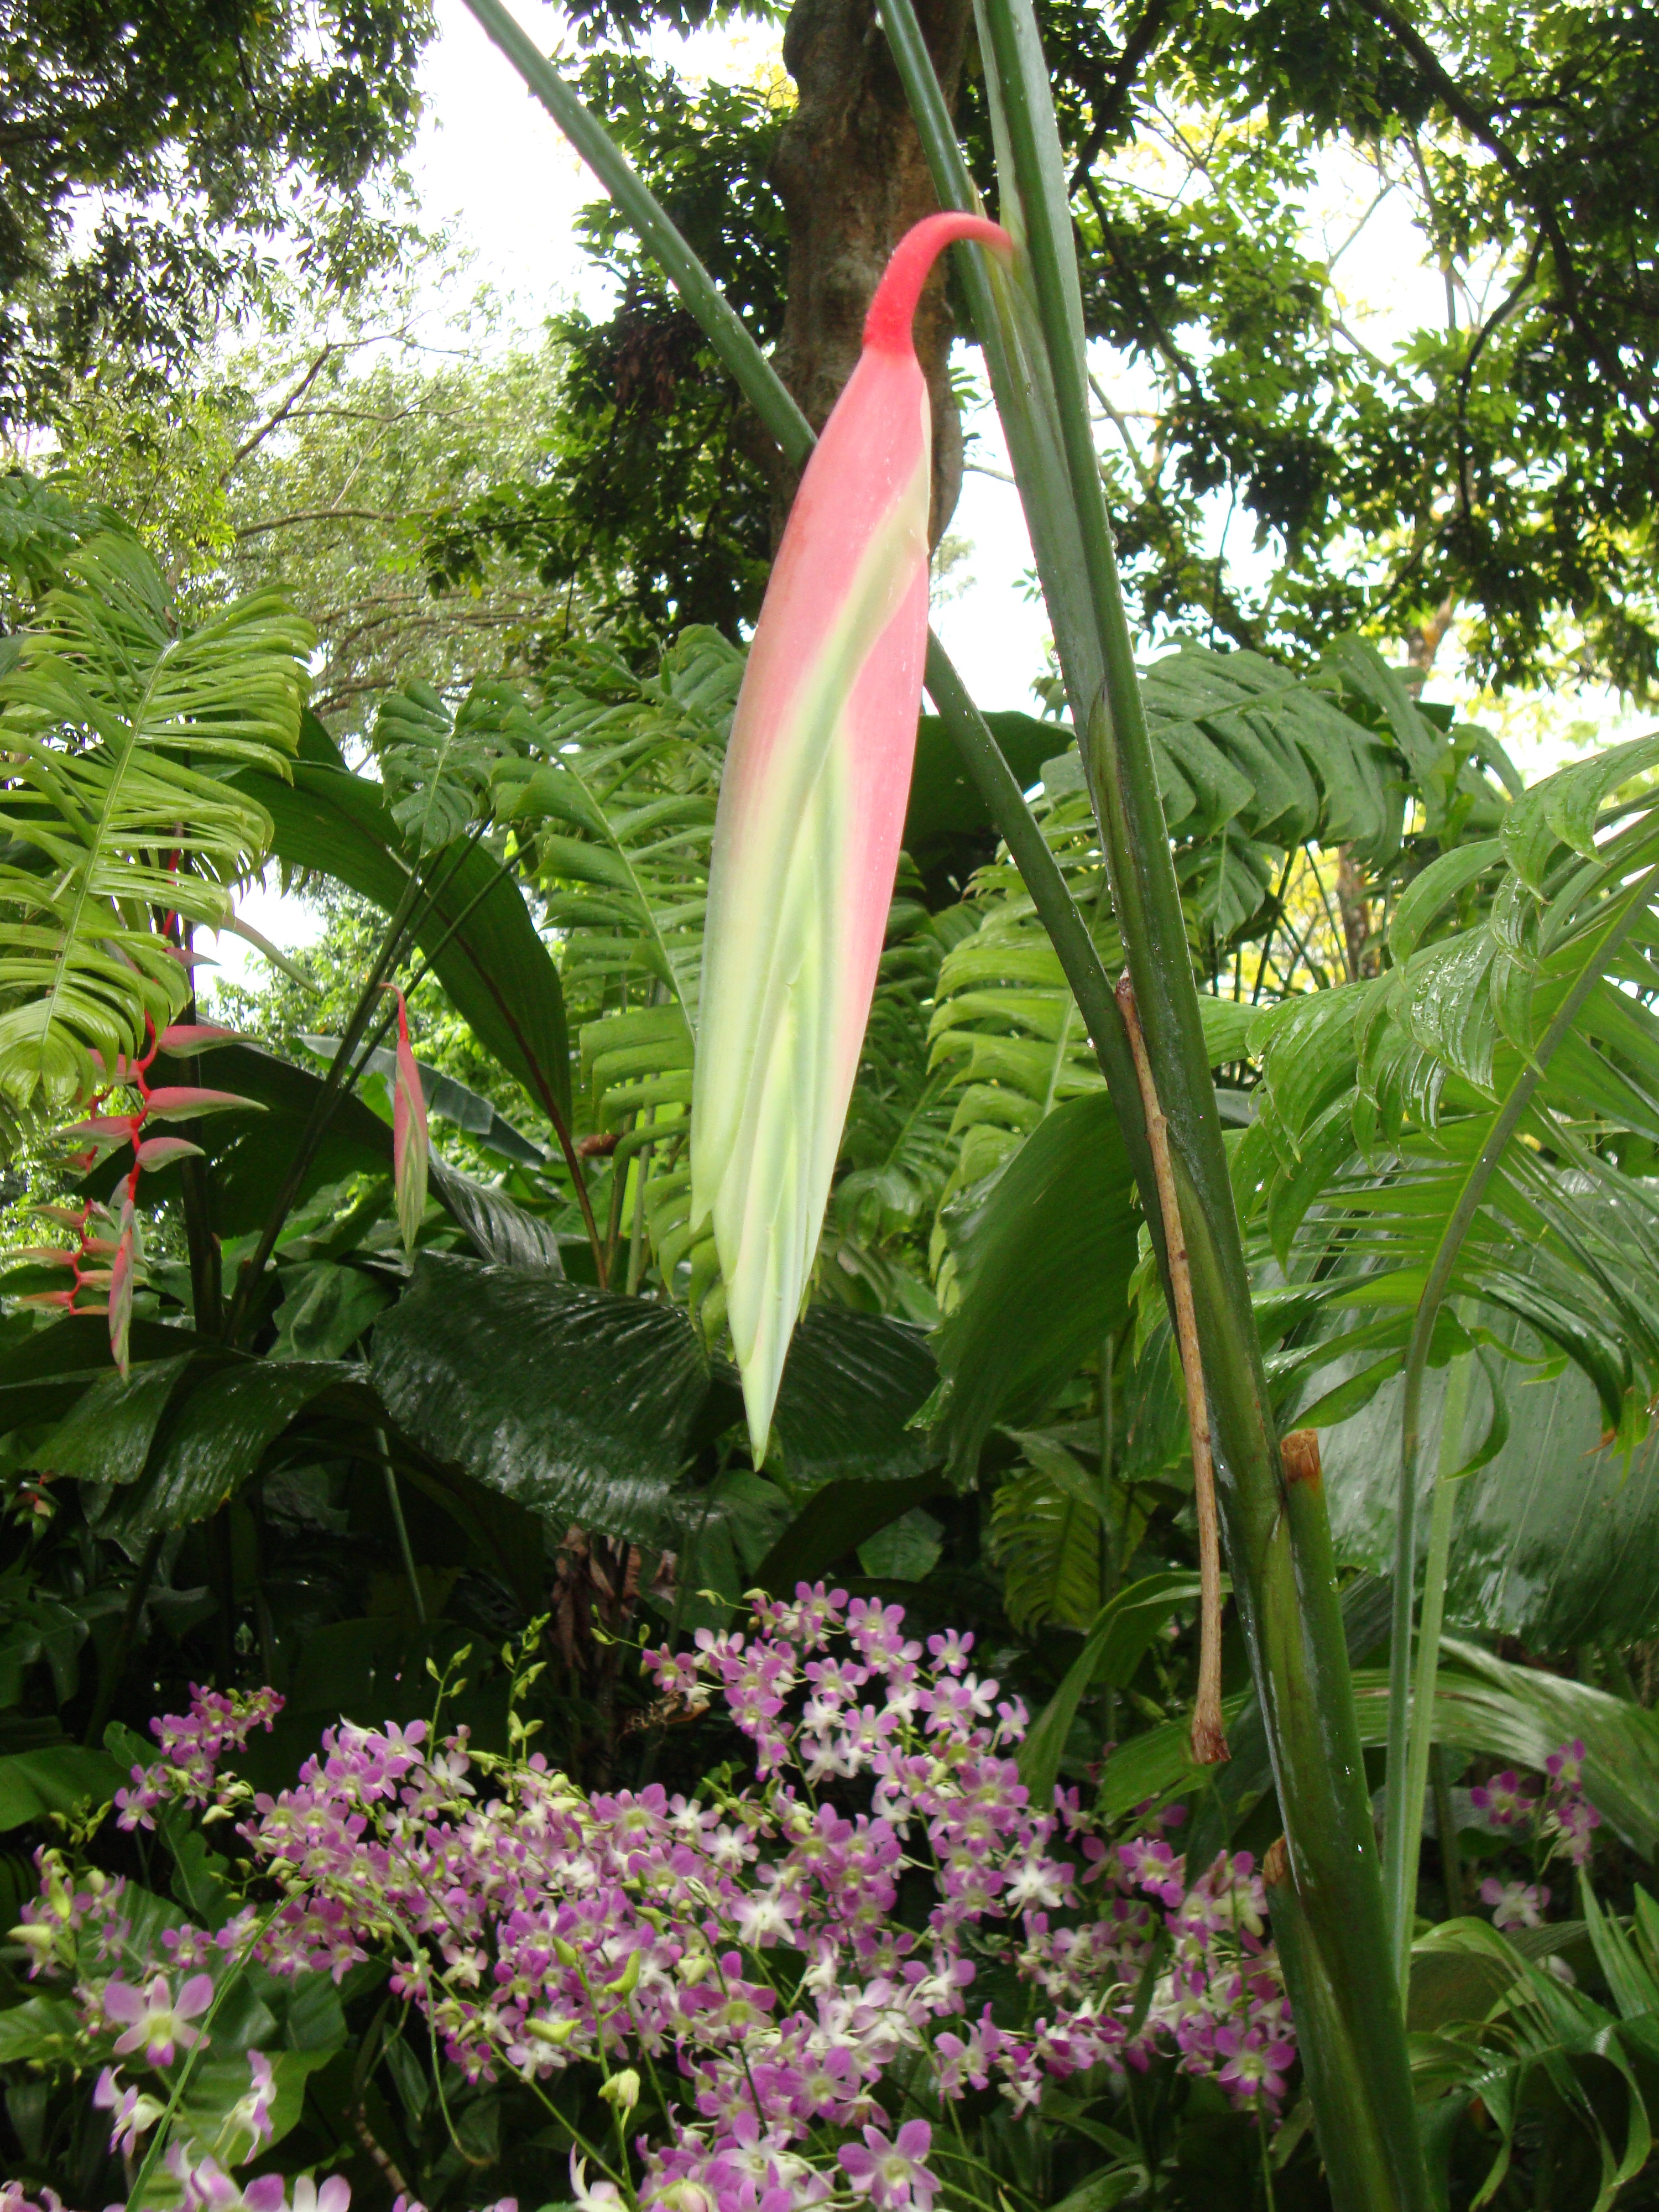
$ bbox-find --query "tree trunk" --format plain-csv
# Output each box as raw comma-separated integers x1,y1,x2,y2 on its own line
770,0,974,547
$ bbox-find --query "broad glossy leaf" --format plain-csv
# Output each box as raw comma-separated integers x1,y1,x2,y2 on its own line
1320,1342,1659,1645
932,1092,1139,1470
770,1307,938,1484
371,1254,708,1541
35,1352,194,1483
102,1360,349,1538
1123,1641,1659,1858
0,1745,123,1829
428,1159,564,1273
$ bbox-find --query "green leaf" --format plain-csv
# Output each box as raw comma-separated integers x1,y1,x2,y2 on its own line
989,1433,1105,1632
34,1352,194,1483
102,1360,349,1538
302,1035,548,1169
770,1308,938,1484
0,1994,85,2063
932,1092,1140,1470
1018,1569,1204,1810
1358,1641,1659,1860
370,1253,707,1541
272,1265,394,1361
752,1472,947,1594
1321,1331,1659,1646
0,1745,123,1829
0,535,309,1129
374,679,530,853
249,759,571,1128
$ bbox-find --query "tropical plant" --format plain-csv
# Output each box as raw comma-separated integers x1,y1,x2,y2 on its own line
1,4,1658,2208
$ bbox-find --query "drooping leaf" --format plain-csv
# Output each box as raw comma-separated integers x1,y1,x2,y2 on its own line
1320,1341,1659,1647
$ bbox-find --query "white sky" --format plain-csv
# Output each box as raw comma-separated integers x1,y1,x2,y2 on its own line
213,0,1650,988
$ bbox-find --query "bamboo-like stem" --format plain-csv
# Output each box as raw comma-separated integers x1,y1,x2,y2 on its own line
1117,972,1227,1765
1395,1339,1472,1992
1382,859,1659,1966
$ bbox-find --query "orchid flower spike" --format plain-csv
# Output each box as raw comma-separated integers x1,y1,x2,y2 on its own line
693,211,1013,1455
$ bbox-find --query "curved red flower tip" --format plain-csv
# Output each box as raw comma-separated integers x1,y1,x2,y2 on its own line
155,1022,243,1054
133,1135,206,1171
692,211,1013,1458
108,1201,139,1377
139,1086,260,1123
382,987,430,1254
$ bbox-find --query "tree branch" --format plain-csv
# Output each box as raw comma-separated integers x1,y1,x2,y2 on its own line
1068,0,1181,190
1349,0,1653,427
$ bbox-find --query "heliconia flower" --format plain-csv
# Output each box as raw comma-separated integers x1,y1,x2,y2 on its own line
383,986,430,1253
692,211,1012,1453
154,1022,242,1054
137,1086,260,1122
133,1135,206,1170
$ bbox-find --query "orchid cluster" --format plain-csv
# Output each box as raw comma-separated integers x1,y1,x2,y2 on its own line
1469,1737,1603,1936
6,1596,1298,2212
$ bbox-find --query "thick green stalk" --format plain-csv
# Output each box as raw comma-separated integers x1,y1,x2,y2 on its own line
1384,860,1659,1965
1397,1413,1464,1985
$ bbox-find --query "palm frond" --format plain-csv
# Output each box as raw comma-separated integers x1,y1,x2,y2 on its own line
0,534,311,1131
1240,728,1659,1438
373,678,533,854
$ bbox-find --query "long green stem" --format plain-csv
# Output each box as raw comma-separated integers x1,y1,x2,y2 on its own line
1394,1335,1473,1992
1383,860,1659,1966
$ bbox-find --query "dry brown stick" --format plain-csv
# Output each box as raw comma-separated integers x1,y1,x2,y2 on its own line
1116,972,1229,1764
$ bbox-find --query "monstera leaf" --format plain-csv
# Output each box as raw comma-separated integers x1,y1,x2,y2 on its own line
0,531,310,1134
